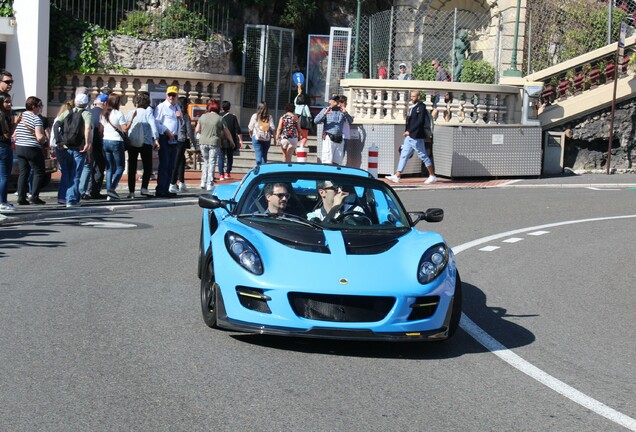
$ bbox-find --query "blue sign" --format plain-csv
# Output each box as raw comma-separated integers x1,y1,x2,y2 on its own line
293,72,305,85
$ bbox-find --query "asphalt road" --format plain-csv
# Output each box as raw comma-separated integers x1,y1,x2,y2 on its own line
0,187,634,431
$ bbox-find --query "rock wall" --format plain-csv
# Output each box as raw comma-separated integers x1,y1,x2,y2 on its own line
99,35,233,74
562,98,636,171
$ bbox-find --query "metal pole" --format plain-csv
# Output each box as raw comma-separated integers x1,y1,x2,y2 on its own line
388,6,394,78
607,46,619,175
608,0,613,45
451,8,457,80
504,0,523,77
346,0,363,78
527,14,532,76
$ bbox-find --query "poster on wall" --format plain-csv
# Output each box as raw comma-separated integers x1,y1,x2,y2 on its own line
306,35,329,108
148,83,168,109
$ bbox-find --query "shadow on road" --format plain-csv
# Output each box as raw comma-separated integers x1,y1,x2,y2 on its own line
230,281,536,359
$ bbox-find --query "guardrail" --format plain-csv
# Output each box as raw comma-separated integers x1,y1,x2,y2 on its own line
47,70,244,117
340,79,522,125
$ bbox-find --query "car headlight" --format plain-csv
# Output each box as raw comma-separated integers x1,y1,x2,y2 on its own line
225,232,263,275
417,243,449,284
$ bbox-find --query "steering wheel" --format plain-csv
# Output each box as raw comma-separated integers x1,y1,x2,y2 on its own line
333,210,373,226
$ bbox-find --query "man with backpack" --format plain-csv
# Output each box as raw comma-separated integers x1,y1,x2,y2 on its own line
53,93,93,207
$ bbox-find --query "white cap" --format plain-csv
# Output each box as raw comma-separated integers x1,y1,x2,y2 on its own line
399,63,407,68
74,93,89,107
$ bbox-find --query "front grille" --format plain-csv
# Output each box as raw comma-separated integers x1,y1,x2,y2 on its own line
288,293,395,322
407,296,440,321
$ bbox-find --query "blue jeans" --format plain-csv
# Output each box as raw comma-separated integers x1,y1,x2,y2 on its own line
103,139,126,191
78,157,92,196
397,136,432,173
0,145,12,204
157,135,177,193
58,148,86,204
252,136,270,165
55,147,71,203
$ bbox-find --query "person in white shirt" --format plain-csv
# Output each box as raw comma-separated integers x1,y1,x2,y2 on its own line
154,86,182,197
100,93,133,200
306,180,364,222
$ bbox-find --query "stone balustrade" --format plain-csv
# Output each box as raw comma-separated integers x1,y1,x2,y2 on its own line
47,69,244,117
340,78,522,125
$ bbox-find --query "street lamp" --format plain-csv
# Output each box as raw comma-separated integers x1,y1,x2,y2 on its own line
345,0,363,78
503,0,523,77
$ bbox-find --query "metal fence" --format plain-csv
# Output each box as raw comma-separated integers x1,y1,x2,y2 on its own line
51,0,230,40
242,25,294,123
526,0,636,74
356,7,500,82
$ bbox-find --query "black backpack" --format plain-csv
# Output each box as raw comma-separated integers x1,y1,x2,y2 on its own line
56,109,85,148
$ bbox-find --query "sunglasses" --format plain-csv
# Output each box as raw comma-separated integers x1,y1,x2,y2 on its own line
167,93,177,97
272,193,290,199
322,185,340,192
2,80,14,84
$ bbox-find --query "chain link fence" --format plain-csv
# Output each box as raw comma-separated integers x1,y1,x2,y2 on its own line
355,7,500,83
525,0,636,74
51,0,230,40
242,25,294,124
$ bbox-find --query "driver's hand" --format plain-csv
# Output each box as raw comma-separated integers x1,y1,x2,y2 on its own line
333,189,349,207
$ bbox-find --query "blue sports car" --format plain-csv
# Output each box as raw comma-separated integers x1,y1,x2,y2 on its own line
197,163,461,341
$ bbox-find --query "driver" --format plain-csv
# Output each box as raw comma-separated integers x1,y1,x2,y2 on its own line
307,180,364,222
264,182,290,214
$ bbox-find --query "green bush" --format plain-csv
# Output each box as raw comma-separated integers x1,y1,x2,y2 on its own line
461,59,496,84
0,0,13,17
117,0,208,40
411,60,438,81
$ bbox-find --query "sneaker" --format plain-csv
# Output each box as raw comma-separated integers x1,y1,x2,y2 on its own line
126,193,135,199
179,183,188,192
0,203,16,211
106,189,120,200
169,184,179,193
206,184,215,192
140,188,152,196
224,173,230,179
218,176,226,181
57,199,66,206
386,174,401,183
29,197,46,205
66,202,80,208
424,175,438,184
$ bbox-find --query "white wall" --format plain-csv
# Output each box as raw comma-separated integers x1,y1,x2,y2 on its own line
6,0,49,113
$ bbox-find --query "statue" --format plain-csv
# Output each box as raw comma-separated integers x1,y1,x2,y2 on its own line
453,30,471,82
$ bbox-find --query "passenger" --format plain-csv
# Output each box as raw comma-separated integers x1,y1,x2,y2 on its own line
264,182,289,214
306,180,364,222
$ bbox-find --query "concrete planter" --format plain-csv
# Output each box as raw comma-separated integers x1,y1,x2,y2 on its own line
0,16,16,38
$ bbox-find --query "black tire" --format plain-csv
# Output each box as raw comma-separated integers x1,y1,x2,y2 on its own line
200,259,219,328
446,273,463,339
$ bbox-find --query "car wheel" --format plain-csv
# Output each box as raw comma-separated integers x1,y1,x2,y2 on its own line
447,273,463,338
200,258,219,328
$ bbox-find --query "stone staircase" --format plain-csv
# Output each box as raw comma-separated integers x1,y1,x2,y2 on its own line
229,135,319,173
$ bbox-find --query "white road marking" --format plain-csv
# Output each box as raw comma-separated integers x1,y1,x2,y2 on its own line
80,221,137,228
502,237,524,243
527,230,550,236
453,214,636,431
479,245,500,252
588,187,621,191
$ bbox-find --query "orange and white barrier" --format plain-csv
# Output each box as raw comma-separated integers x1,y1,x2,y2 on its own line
368,144,378,178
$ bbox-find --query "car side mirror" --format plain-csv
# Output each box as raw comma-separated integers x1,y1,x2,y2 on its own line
409,208,444,225
198,194,233,213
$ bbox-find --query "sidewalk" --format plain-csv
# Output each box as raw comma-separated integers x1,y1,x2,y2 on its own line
2,169,635,224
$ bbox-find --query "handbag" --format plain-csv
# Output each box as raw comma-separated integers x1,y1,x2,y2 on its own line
299,105,313,130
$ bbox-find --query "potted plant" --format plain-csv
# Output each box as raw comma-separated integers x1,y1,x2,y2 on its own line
572,67,586,93
589,61,602,86
541,76,556,104
557,71,573,98
0,0,15,35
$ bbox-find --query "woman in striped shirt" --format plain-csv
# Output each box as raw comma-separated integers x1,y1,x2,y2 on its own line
14,96,48,205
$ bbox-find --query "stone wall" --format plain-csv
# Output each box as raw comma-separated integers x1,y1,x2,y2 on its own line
99,35,232,74
563,98,636,171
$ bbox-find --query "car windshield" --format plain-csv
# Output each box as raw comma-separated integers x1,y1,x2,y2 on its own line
236,175,410,230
